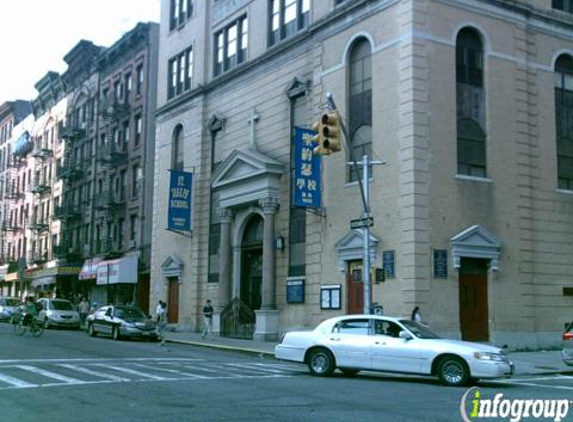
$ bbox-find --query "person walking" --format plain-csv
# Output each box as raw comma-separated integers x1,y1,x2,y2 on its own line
156,301,168,345
78,297,90,329
201,299,213,339
411,306,422,322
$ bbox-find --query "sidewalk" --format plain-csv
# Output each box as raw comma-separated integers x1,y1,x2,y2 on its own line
164,331,572,376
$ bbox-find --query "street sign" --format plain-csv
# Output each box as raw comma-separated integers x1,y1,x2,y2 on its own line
350,216,374,229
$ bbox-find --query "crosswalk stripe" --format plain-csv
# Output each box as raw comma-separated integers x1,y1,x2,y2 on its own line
0,372,38,388
91,364,171,380
179,364,242,377
225,363,286,374
57,364,130,382
131,363,209,379
15,365,83,384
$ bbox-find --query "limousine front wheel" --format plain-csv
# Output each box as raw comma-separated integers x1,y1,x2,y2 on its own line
437,356,470,387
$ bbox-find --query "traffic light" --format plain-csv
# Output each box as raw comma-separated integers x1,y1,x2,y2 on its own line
320,111,341,152
312,110,342,155
312,119,331,155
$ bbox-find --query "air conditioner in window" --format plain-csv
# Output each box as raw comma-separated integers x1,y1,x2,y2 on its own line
80,122,87,130
129,239,136,249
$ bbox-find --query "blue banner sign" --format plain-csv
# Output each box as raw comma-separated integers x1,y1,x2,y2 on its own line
294,127,321,208
167,170,192,231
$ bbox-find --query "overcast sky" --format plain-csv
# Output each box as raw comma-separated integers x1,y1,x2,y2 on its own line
0,0,161,104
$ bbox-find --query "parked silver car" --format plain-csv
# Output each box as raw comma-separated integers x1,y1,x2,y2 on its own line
86,305,157,341
0,297,21,322
37,298,81,329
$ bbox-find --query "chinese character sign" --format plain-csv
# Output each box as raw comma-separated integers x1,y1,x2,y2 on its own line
294,127,322,208
167,170,193,231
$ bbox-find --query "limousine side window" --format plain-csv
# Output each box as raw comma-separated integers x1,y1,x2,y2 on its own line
333,319,370,335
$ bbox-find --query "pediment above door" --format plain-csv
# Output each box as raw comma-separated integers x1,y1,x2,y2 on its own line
211,149,285,208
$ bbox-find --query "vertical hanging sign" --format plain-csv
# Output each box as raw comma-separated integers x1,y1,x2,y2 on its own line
294,127,322,208
167,170,193,231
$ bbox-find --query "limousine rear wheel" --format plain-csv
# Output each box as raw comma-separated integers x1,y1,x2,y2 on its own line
307,348,335,377
437,356,470,386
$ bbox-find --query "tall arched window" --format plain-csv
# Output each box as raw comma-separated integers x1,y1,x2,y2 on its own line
555,55,573,190
456,28,486,177
348,38,372,182
171,125,184,170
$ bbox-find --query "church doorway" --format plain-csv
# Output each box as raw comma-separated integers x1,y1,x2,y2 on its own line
240,215,263,311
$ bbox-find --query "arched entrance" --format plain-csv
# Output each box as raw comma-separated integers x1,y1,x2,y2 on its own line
240,215,263,311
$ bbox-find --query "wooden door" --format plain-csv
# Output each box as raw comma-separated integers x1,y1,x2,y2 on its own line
347,261,364,314
459,259,489,341
240,249,262,310
167,277,179,323
137,275,150,315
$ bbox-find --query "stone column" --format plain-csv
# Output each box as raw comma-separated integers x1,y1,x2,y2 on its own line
218,208,233,308
254,197,280,341
260,197,279,310
214,208,233,337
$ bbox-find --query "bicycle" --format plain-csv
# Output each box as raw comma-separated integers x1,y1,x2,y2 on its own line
12,312,44,337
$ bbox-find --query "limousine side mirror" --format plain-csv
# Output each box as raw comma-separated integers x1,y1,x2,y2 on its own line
399,331,412,340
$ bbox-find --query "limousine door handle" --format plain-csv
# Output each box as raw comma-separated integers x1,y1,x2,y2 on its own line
374,341,387,346
330,338,341,341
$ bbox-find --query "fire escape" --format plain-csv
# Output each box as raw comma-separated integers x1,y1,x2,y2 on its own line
29,140,53,265
55,125,85,261
0,155,26,264
96,98,129,256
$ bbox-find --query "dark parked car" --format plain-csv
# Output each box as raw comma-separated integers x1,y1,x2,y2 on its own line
86,305,157,341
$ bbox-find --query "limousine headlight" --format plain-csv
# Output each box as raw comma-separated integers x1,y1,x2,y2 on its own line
474,352,505,362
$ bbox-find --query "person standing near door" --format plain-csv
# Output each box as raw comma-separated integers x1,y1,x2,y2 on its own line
201,299,213,339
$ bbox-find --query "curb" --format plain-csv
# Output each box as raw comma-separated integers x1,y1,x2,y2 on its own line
166,339,275,357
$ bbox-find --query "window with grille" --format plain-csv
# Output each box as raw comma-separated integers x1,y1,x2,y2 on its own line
456,28,486,177
555,55,573,190
269,0,309,46
348,38,372,182
214,16,248,76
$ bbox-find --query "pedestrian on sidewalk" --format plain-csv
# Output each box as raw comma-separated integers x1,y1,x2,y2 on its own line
156,301,168,345
78,297,90,329
201,299,213,339
411,306,422,322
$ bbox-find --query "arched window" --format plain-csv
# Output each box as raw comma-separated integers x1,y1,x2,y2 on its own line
348,38,372,182
456,28,486,177
171,125,184,170
555,55,573,190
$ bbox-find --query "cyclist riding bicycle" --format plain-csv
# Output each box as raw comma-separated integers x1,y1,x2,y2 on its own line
23,296,39,326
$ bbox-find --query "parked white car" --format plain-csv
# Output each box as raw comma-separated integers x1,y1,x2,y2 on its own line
37,298,81,329
275,315,514,386
0,297,21,322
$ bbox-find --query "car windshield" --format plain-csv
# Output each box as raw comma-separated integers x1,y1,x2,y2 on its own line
51,301,74,311
399,320,441,339
0,298,19,306
113,307,146,320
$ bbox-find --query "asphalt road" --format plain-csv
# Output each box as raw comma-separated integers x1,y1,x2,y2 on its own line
1,323,572,422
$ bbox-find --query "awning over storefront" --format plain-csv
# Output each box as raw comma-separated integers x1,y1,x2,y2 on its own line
96,256,137,285
32,276,56,288
79,258,103,280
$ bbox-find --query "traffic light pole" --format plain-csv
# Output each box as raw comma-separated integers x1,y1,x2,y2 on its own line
324,93,383,315
361,154,372,315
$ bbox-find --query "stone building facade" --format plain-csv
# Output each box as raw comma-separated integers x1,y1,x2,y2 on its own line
151,0,573,349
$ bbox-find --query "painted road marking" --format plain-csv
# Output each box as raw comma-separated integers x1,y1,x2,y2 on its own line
15,365,83,384
57,364,130,382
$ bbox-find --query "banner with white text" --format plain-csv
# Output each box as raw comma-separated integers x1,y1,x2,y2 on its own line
167,170,193,231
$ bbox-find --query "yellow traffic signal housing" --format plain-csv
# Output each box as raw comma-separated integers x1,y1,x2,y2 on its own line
312,119,331,155
320,111,341,152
